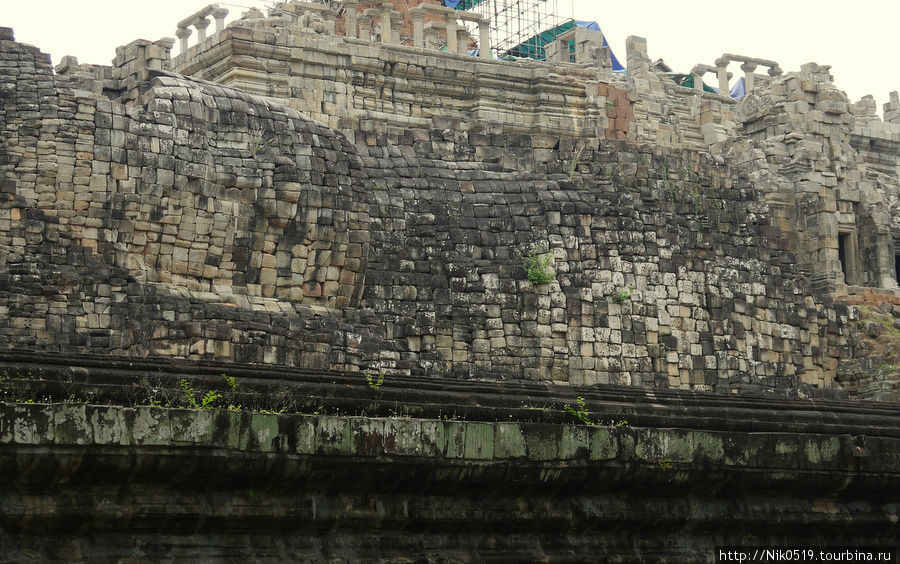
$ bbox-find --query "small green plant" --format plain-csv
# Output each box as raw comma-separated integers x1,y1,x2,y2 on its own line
568,147,583,177
611,285,633,304
657,459,672,471
521,249,554,286
366,372,385,399
178,379,220,410
564,396,594,425
200,391,220,409
605,100,615,107
248,127,275,156
222,374,237,391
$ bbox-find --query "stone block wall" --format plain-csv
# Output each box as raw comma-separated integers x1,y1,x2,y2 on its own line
0,29,862,394
354,129,851,390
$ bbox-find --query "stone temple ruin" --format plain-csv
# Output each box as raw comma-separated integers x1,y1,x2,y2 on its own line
0,1,899,560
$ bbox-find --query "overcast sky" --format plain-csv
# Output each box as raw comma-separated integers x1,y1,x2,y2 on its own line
5,1,899,114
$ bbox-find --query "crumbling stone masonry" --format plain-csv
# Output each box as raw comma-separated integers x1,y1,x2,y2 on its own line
0,23,866,395
1,1,899,397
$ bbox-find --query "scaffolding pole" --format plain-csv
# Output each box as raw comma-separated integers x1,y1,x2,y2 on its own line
458,0,561,60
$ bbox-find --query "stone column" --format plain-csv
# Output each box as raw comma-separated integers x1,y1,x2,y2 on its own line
358,14,372,42
344,1,359,38
715,57,730,94
193,17,211,43
409,7,425,48
424,26,438,50
176,26,192,53
741,61,758,93
478,17,491,59
456,28,468,55
391,12,403,44
445,14,458,53
691,67,703,91
380,2,393,43
212,7,229,33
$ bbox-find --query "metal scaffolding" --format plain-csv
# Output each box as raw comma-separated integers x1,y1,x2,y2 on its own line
457,0,561,60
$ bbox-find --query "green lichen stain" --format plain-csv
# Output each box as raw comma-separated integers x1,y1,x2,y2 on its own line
293,416,317,454
53,405,90,445
224,411,248,450
132,407,171,446
525,426,559,461
691,431,725,463
560,426,591,460
420,420,445,458
384,419,421,456
775,440,797,456
90,406,130,445
494,423,526,459
634,429,693,463
250,413,279,452
444,422,467,459
316,417,352,455
464,423,495,460
589,427,617,460
805,437,840,464
722,435,755,466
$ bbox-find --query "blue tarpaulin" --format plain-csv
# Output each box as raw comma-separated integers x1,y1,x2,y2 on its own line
443,0,486,8
730,77,746,99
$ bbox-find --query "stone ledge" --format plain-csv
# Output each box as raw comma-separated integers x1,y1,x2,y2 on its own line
2,402,898,495
2,350,899,439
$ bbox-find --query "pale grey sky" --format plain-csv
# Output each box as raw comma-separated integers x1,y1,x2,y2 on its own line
4,1,899,114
